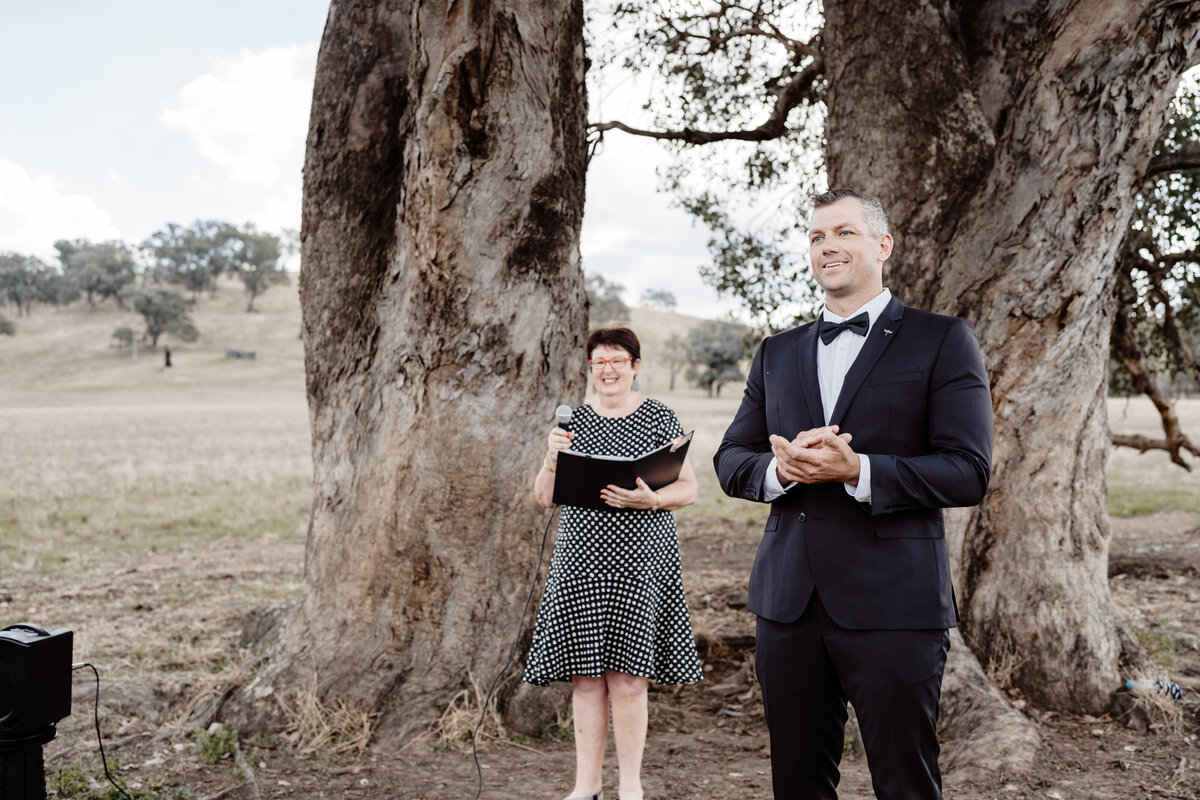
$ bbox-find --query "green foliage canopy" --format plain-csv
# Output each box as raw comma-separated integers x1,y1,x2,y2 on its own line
143,220,240,295
685,319,747,397
229,224,291,311
0,252,49,316
144,220,291,311
123,286,199,349
54,239,137,309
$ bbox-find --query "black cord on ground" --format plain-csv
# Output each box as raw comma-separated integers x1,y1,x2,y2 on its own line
472,504,560,800
72,662,134,800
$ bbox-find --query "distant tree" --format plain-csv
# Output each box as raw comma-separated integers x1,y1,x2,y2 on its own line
664,332,687,391
0,256,12,319
229,223,290,312
0,253,64,316
639,287,677,310
0,253,41,316
37,268,81,307
585,272,629,326
142,220,239,296
111,326,137,348
55,240,137,309
685,319,746,397
123,286,199,349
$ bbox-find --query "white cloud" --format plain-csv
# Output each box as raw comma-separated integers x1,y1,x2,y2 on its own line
0,159,121,259
162,43,315,230
253,182,303,236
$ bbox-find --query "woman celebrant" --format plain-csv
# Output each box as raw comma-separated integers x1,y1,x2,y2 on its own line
524,327,703,800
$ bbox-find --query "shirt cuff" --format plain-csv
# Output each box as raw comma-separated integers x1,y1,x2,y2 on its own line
844,454,871,504
763,456,794,501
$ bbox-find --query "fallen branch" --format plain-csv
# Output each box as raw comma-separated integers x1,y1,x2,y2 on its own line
46,731,154,765
197,787,237,800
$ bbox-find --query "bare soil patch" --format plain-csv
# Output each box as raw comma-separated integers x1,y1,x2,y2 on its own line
4,511,1192,799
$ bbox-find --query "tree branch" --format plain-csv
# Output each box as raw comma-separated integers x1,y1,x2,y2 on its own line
1111,271,1197,470
659,10,817,58
1149,283,1200,385
652,0,820,57
589,54,823,144
678,24,815,56
1146,149,1200,180
1110,433,1200,464
1160,248,1200,267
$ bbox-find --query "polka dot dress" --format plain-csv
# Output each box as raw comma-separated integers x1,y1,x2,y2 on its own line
523,399,703,687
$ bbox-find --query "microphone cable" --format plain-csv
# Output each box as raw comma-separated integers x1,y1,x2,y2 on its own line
471,503,560,800
72,662,134,800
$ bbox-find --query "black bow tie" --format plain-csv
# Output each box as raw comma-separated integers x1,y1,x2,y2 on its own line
819,312,870,344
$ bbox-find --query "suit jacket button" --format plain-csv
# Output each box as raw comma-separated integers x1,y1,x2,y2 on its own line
798,512,806,522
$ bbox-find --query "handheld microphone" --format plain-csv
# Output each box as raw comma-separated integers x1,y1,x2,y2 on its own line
555,404,573,433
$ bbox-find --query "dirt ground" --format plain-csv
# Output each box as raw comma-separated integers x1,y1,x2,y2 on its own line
10,510,1198,800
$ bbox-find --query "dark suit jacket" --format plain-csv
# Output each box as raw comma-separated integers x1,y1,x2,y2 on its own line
714,296,993,630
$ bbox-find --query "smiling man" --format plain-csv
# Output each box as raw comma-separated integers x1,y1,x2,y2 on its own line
714,189,994,799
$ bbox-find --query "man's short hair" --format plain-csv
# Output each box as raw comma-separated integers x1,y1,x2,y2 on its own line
811,189,890,238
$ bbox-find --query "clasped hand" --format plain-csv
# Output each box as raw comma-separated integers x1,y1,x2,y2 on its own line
770,425,860,486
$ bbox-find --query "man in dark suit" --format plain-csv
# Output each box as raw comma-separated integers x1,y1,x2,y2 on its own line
714,189,993,799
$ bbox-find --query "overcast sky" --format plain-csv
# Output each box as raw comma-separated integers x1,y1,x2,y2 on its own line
0,1,743,319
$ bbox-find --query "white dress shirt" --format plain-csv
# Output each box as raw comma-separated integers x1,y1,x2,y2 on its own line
763,288,893,504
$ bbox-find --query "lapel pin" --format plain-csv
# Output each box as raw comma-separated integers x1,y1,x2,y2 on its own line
883,328,894,336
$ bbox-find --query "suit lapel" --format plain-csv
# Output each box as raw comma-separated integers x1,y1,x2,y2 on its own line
828,297,905,427
795,321,826,430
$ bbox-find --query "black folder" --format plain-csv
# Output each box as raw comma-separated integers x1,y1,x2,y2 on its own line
552,431,694,510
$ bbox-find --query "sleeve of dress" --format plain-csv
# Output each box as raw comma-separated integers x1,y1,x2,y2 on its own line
660,402,685,445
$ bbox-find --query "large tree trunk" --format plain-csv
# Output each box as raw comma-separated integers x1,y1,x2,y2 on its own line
225,0,587,738
825,0,1200,716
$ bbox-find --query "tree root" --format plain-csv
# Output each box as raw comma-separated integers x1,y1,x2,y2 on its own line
939,628,1040,781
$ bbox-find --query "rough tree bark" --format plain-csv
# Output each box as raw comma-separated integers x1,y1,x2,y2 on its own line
224,0,588,738
825,0,1200,715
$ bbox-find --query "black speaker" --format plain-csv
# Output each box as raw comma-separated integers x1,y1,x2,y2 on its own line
0,624,73,744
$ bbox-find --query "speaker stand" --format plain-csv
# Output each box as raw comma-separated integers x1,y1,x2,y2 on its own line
0,727,56,800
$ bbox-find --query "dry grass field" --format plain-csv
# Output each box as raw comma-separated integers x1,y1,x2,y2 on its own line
1,280,1198,798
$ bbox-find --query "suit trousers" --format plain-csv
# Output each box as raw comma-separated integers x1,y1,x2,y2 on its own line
755,593,950,800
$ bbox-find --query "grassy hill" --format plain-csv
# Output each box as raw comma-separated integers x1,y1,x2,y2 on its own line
0,275,306,396
0,280,726,397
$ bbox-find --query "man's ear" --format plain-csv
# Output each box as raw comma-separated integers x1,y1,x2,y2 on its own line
878,233,894,263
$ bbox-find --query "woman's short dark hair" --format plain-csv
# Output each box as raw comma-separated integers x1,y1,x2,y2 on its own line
587,327,641,362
